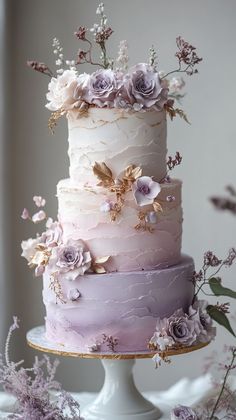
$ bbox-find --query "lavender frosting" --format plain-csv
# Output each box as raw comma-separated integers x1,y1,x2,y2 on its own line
43,255,194,352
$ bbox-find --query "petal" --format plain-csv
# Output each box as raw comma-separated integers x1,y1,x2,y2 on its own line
147,181,161,199
134,190,153,206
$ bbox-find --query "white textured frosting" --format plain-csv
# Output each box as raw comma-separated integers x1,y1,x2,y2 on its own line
57,178,182,272
67,107,167,186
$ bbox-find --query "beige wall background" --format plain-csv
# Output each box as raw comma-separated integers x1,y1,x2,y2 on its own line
3,0,236,392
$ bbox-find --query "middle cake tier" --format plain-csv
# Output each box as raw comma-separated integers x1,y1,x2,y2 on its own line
57,178,183,272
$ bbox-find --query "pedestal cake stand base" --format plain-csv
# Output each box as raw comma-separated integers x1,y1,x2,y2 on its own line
27,326,208,420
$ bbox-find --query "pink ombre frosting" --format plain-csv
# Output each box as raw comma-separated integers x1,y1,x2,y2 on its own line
67,107,167,186
57,178,182,271
44,255,194,352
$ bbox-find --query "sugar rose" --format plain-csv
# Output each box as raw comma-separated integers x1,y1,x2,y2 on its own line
46,69,78,111
125,63,168,110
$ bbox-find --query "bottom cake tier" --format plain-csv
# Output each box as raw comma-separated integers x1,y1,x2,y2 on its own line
43,255,195,353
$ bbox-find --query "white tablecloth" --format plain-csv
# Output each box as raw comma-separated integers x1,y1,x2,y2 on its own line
0,374,234,419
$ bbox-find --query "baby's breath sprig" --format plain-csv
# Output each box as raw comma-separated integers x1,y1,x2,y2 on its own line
149,45,158,71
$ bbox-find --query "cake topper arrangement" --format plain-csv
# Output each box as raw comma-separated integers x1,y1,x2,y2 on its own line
27,2,202,130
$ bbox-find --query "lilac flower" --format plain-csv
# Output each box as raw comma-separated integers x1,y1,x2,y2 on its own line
84,69,121,107
21,208,30,220
33,195,46,207
166,195,176,202
167,309,199,346
32,210,46,224
124,63,168,110
189,300,216,342
171,405,199,420
132,176,161,206
0,318,83,419
54,239,92,280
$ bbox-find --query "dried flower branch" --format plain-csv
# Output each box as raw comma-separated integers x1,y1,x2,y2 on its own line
211,185,236,216
165,101,190,123
0,318,82,419
167,151,182,171
75,3,114,69
209,347,236,419
161,36,202,79
102,334,118,352
193,248,236,337
27,60,54,78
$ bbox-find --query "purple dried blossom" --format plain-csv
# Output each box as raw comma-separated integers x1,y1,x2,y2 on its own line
171,405,199,420
0,318,83,419
167,151,182,171
74,26,87,40
215,302,230,314
27,60,53,77
203,251,222,268
223,247,236,267
95,27,113,43
192,270,203,283
175,36,202,75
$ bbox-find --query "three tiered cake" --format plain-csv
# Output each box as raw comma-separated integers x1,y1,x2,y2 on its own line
22,3,215,356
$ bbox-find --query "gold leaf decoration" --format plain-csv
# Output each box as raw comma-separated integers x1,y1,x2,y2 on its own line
94,256,110,264
93,265,107,274
153,201,163,213
124,165,142,182
93,162,114,187
48,109,64,134
49,272,66,304
134,211,154,233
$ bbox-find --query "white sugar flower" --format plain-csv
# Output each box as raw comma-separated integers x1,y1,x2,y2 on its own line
32,210,46,224
132,176,161,206
152,353,162,368
45,69,78,111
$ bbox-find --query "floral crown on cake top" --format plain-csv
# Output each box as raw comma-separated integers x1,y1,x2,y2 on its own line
27,2,202,130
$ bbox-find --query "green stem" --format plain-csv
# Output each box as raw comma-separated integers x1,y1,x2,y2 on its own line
209,348,236,419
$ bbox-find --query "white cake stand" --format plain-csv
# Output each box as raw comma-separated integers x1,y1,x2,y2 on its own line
27,326,208,420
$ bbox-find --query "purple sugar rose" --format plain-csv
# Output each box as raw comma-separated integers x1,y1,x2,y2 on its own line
171,405,198,420
55,239,92,280
167,309,199,346
124,63,168,110
84,69,121,107
189,299,216,343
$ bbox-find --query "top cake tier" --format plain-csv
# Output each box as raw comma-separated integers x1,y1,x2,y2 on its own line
67,107,167,186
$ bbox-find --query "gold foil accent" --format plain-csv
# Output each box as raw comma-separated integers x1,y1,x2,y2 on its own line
27,338,209,360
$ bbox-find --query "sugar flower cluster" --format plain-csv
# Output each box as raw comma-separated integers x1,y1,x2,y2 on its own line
27,2,202,121
45,64,169,113
149,299,216,366
21,197,109,301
